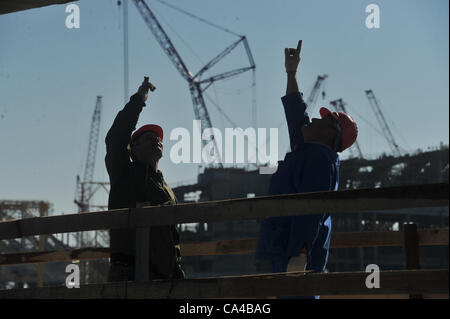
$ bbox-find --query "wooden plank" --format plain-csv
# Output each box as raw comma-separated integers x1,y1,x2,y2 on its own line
1,228,448,265
0,208,129,240
131,183,449,229
331,230,403,248
0,183,447,240
0,0,78,15
0,269,447,299
0,248,110,265
418,228,449,246
333,228,449,248
181,238,258,256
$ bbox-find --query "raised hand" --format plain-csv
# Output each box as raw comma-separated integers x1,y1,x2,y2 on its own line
284,40,302,73
137,76,156,103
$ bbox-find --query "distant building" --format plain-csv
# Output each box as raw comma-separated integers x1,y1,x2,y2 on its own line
174,146,449,278
1,147,447,287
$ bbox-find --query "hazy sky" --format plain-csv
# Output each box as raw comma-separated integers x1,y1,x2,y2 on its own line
0,0,448,216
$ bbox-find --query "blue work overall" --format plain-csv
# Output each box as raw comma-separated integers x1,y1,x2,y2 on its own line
255,92,340,299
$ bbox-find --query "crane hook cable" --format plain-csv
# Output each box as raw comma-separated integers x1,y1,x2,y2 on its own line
154,0,242,37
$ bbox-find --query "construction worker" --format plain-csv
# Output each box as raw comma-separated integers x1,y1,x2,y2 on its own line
105,77,184,282
255,41,358,298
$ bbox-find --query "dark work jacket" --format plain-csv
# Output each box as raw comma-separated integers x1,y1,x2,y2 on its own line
105,93,181,278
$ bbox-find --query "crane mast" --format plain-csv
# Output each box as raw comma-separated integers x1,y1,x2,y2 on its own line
75,96,102,213
365,90,401,157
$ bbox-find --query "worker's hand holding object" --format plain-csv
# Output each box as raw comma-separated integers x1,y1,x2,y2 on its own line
137,76,156,103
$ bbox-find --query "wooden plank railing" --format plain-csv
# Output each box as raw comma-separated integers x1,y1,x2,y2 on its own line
0,228,448,265
0,183,447,240
0,269,447,299
0,183,448,298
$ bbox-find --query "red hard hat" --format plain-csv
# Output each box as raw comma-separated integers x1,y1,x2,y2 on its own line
319,107,358,152
130,124,164,144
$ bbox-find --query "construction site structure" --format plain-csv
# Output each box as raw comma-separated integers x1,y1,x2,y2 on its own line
132,0,256,167
74,96,109,246
365,90,402,157
0,201,70,288
2,146,447,288
306,74,327,114
73,95,110,284
0,0,259,288
0,1,447,292
75,96,102,214
174,145,449,278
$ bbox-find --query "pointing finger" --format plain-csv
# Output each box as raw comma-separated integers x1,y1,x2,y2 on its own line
296,40,302,55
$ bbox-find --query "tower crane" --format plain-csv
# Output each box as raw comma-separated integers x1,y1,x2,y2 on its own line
73,96,106,283
330,98,364,159
306,74,327,114
131,0,256,167
365,90,402,157
74,96,102,214
74,96,110,251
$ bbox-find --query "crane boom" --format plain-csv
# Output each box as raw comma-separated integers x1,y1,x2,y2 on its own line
194,37,245,80
330,98,364,159
133,0,191,81
131,0,256,167
306,75,327,113
365,90,401,157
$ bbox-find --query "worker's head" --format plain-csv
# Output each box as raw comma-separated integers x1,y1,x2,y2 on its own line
128,124,164,163
302,107,358,152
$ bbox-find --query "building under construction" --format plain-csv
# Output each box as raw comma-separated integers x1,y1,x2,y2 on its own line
2,145,447,288
175,145,449,278
0,1,448,298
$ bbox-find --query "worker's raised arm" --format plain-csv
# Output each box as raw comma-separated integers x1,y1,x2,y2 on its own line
285,40,302,95
105,77,155,182
281,41,310,151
